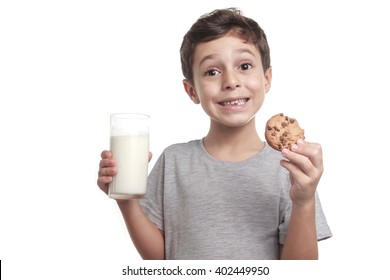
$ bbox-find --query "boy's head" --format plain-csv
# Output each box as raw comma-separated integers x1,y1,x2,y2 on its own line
180,8,271,85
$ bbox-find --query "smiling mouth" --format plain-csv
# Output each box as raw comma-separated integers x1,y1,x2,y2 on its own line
219,98,249,107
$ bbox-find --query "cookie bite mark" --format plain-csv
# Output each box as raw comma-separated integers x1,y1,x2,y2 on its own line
265,113,305,151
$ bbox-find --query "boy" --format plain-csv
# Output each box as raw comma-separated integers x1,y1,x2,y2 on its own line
97,8,332,260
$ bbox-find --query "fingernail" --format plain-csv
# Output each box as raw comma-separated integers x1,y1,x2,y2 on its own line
297,139,304,145
291,144,298,151
281,148,289,156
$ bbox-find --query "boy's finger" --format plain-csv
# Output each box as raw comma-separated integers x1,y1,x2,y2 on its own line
100,150,112,159
99,158,116,168
99,166,117,177
280,159,305,178
291,140,323,171
105,158,116,167
281,148,316,177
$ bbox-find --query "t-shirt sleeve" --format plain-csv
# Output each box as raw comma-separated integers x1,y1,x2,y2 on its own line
313,192,333,241
139,151,165,231
278,187,333,244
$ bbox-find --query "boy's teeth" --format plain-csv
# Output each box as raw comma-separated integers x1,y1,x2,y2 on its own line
222,98,247,106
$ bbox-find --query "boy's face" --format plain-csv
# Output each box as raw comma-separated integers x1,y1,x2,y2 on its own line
183,33,272,128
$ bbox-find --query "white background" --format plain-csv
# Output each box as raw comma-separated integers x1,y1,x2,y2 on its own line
1,0,389,279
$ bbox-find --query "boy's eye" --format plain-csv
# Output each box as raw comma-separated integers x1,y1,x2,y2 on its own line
240,63,252,71
206,69,219,76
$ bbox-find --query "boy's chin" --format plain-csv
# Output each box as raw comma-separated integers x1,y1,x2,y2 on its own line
212,115,256,128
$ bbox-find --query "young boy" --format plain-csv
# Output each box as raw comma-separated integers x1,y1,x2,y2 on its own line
97,8,332,260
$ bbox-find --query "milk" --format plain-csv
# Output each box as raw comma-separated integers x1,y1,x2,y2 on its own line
109,135,149,199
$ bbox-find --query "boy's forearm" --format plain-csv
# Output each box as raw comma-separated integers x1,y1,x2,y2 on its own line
280,200,318,260
117,200,165,260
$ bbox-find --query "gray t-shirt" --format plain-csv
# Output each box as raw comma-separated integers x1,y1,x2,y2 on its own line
140,140,332,259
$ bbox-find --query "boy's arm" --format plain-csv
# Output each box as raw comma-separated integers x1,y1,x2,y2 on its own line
279,140,323,260
279,199,318,259
98,151,164,260
117,200,165,260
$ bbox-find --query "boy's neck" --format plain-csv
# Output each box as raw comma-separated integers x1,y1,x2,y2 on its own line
203,118,265,162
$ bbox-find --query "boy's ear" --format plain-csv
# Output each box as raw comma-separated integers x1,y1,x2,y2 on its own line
264,67,273,93
183,79,200,104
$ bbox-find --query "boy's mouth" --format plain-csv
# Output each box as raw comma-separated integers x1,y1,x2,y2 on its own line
219,98,249,107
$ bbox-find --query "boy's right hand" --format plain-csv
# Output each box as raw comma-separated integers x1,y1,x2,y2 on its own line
97,150,153,196
97,150,117,195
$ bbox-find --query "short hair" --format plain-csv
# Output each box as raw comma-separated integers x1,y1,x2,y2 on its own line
180,8,271,85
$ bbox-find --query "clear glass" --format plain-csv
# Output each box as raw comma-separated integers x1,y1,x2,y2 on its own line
108,113,149,199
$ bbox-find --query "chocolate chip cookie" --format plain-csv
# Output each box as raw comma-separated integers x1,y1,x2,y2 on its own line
265,113,305,151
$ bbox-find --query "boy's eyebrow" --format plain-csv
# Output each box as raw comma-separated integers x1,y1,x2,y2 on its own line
236,48,258,60
198,48,257,66
198,54,218,67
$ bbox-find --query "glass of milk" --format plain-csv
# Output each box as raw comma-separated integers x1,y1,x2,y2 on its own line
108,113,149,200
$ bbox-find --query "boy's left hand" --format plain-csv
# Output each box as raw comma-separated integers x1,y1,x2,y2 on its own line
280,140,324,206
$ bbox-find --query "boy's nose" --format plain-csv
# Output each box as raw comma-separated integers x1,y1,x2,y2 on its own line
222,71,241,90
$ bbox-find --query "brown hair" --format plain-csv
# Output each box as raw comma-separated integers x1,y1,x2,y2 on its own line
180,8,271,85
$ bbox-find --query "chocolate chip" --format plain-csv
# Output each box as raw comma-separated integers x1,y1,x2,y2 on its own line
290,118,295,124
267,125,272,130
